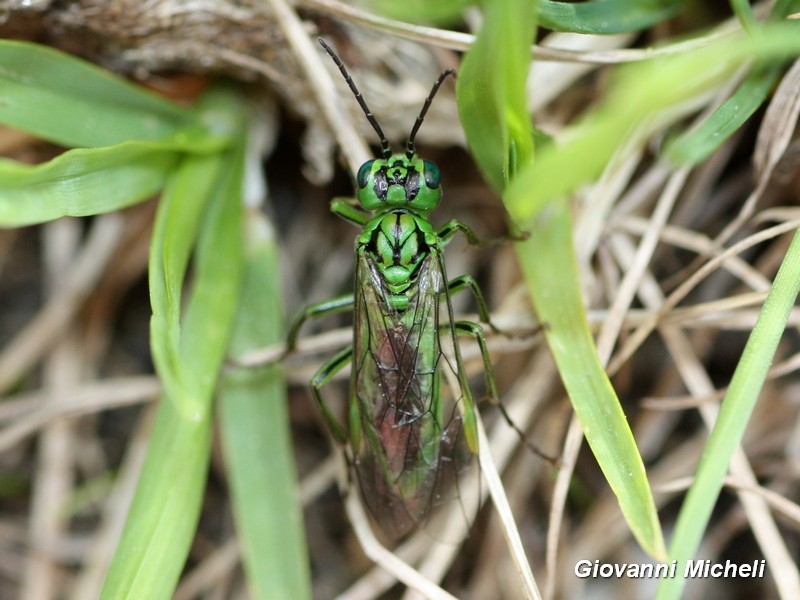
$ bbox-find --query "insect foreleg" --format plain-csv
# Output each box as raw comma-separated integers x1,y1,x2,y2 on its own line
330,198,371,226
286,295,354,353
311,346,353,445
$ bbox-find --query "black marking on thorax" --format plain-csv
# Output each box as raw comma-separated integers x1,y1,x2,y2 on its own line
367,211,429,270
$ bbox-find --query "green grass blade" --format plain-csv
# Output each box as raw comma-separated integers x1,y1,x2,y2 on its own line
0,143,179,226
504,57,734,224
455,0,666,563
178,148,246,404
515,202,667,559
656,230,800,599
102,89,246,599
370,0,682,33
148,153,223,403
147,85,246,405
500,17,800,565
99,396,214,600
539,0,685,34
0,40,194,147
0,76,243,228
218,210,311,600
665,0,796,166
372,0,472,23
729,0,759,34
665,65,781,166
505,23,800,226
456,0,536,191
455,0,666,560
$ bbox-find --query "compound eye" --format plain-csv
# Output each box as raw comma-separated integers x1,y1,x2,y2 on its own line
423,160,441,189
357,160,374,188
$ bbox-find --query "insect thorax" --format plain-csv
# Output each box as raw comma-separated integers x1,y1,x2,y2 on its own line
359,209,439,312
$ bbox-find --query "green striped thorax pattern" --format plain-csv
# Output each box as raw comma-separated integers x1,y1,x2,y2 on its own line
356,154,443,313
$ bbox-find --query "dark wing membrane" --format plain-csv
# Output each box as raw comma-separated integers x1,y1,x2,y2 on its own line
351,248,475,540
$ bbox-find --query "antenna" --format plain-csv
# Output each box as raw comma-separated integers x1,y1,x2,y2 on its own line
405,69,455,159
319,38,392,159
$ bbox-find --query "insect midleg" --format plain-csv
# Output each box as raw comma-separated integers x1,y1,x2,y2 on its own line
310,345,353,445
437,218,481,246
447,275,501,334
286,294,354,353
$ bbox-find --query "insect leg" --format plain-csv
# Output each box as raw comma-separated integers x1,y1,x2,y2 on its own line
330,198,371,226
453,321,553,462
437,219,529,246
311,345,353,445
447,275,501,334
286,295,354,353
452,321,499,399
436,219,481,245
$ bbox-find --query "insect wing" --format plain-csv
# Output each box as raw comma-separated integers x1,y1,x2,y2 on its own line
351,250,474,540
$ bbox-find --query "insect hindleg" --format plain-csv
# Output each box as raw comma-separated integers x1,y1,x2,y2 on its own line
453,320,554,463
286,295,354,353
310,345,353,445
452,320,500,399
